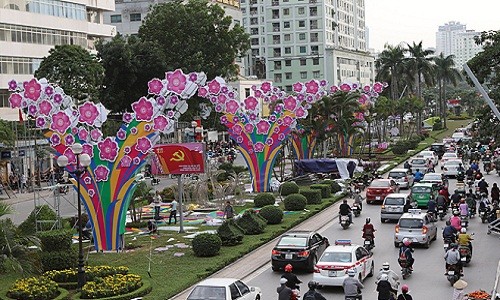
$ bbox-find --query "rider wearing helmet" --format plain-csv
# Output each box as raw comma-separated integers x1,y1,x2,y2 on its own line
442,220,458,243
339,199,352,224
459,198,469,217
376,262,400,291
302,281,327,300
362,218,376,246
458,227,474,255
277,278,293,300
342,269,363,300
397,284,413,300
281,264,302,291
444,243,462,275
377,273,396,300
478,178,489,195
450,211,462,231
398,238,414,270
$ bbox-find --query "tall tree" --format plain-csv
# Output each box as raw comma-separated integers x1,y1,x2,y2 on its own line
375,44,406,100
138,0,250,80
433,53,460,129
34,45,104,102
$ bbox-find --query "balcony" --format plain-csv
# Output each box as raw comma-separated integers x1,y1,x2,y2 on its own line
272,1,279,5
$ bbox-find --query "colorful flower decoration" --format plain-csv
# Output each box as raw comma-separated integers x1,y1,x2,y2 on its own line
78,102,99,125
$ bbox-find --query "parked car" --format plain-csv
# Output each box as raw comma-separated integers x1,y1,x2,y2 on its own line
420,172,448,191
394,209,438,248
366,179,399,204
387,169,413,189
380,193,414,223
442,159,464,178
430,143,445,158
420,150,439,166
410,183,436,208
187,278,262,300
409,157,427,174
440,152,458,164
271,231,329,272
313,240,374,287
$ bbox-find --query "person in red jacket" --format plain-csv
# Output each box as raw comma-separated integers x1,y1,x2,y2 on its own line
362,218,376,247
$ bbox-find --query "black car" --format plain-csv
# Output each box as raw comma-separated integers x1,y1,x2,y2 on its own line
271,231,329,272
430,143,445,158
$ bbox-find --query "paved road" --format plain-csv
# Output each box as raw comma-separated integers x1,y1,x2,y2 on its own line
246,159,500,299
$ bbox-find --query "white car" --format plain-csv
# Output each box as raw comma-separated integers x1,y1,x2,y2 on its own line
409,157,427,174
440,152,458,164
420,151,438,166
452,132,465,142
442,160,464,177
313,240,374,287
187,278,262,300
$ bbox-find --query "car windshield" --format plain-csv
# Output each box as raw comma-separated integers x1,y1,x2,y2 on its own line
421,152,433,156
423,174,441,181
443,153,457,158
320,251,352,263
412,186,431,193
385,197,405,205
277,236,307,247
370,180,390,187
399,218,424,229
188,286,227,300
411,159,425,164
389,172,406,178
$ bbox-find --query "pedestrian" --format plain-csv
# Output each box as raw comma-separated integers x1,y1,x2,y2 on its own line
20,173,27,193
491,183,499,203
452,279,467,300
224,200,235,219
277,277,292,300
153,191,162,220
169,198,178,225
397,284,413,300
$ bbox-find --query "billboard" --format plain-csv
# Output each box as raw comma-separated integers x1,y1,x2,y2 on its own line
152,143,205,175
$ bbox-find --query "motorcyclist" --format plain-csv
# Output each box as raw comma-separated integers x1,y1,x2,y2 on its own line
450,190,461,207
339,199,352,224
282,264,302,291
403,199,413,213
478,178,489,195
470,160,479,172
277,278,293,300
439,187,450,204
342,269,363,300
398,238,414,271
458,227,473,255
475,169,483,180
444,243,462,275
459,199,469,218
376,262,400,292
443,220,458,243
414,169,423,182
450,211,462,231
427,198,437,220
362,218,376,246
465,190,476,216
353,190,363,211
404,161,411,170
436,194,447,212
465,167,474,180
302,281,327,300
377,274,396,300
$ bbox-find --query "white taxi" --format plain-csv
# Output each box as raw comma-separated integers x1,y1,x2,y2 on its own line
313,240,374,287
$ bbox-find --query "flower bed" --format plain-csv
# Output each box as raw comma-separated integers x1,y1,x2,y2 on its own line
7,276,59,300
44,266,129,283
80,274,142,299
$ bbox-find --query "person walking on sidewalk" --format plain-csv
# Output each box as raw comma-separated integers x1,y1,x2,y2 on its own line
169,198,178,225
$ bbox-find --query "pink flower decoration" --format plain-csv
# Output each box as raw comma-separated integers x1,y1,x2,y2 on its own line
373,82,384,93
358,94,368,105
166,69,187,94
23,79,41,100
220,116,228,124
260,82,272,93
283,116,293,126
133,157,141,165
50,134,61,146
273,126,280,133
53,94,63,104
78,102,99,125
135,137,152,154
78,128,89,142
28,105,37,116
88,189,95,197
207,80,221,94
295,107,306,118
254,90,262,97
256,120,271,134
330,86,339,93
293,82,303,93
97,137,118,162
340,83,351,92
123,112,133,123
130,127,138,135
225,100,239,114
153,116,169,131
217,94,227,104
156,96,166,106
38,100,52,115
236,136,244,143
120,155,132,168
278,133,286,141
90,129,102,141
116,128,127,140
254,142,265,152
124,146,131,154
305,80,319,94
71,127,78,135
148,78,163,95
244,97,259,111
132,97,154,121
84,176,92,184
9,93,22,108
8,80,17,91
244,123,254,133
45,86,54,96
170,95,179,105
36,117,46,128
82,144,93,158
94,165,110,182
64,135,75,146
265,138,274,146
198,87,208,97
283,96,297,111
63,148,76,164
51,112,71,134
189,73,198,82
232,124,243,135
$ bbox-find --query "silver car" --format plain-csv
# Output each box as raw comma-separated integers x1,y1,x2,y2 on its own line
381,193,414,222
409,157,427,175
394,209,437,248
387,169,414,189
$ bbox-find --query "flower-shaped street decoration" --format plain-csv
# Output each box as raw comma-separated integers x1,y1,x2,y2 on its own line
7,69,206,251
198,78,328,192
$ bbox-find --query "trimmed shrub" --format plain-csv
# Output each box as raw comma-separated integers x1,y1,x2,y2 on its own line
254,193,276,208
217,219,244,246
330,182,342,193
40,249,78,271
283,194,307,211
80,274,143,299
192,233,222,257
280,182,300,196
18,205,57,235
310,184,331,198
235,210,267,235
37,230,73,252
392,142,409,155
44,266,129,283
299,189,322,204
259,205,284,224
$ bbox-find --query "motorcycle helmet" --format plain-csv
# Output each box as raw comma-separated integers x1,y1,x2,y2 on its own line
343,199,348,203
280,277,288,284
366,218,371,224
401,284,409,293
453,211,460,216
284,264,293,272
347,269,356,277
382,262,390,270
451,243,458,249
461,228,467,233
403,238,411,246
308,280,318,289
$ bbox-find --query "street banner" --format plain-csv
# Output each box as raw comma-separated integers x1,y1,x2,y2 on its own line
152,143,205,174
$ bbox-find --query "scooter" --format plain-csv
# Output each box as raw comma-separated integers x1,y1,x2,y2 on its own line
446,264,462,286
340,215,351,229
443,237,454,252
479,206,491,223
460,215,468,228
352,203,361,217
459,244,473,265
363,237,374,253
438,206,446,221
398,258,412,280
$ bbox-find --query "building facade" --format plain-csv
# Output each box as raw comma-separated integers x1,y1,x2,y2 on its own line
436,21,483,68
0,0,116,107
241,0,375,91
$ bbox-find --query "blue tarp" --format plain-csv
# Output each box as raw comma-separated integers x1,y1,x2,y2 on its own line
294,159,339,175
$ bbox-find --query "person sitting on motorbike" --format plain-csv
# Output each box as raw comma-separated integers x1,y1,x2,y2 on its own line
343,269,363,300
458,227,473,255
376,262,400,292
377,274,396,300
427,198,437,220
353,190,363,211
478,178,489,194
404,161,411,170
403,199,413,213
413,169,424,182
277,278,293,300
339,199,352,224
397,284,413,300
450,190,461,208
465,191,476,215
450,211,462,231
470,160,479,171
436,194,447,211
475,169,484,180
465,167,474,180
303,281,327,300
362,218,376,246
281,264,302,291
444,243,462,275
459,199,469,218
399,238,414,271
443,220,458,243
491,183,500,203
439,187,450,204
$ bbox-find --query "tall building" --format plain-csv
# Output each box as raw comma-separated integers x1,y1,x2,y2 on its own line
436,21,483,68
0,0,116,107
241,0,375,91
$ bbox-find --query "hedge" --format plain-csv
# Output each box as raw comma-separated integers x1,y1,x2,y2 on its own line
280,182,300,196
37,230,73,252
235,210,267,235
310,184,331,198
253,193,276,208
18,205,58,235
40,249,78,272
299,189,322,205
217,219,244,246
259,205,283,224
283,194,307,211
192,233,222,257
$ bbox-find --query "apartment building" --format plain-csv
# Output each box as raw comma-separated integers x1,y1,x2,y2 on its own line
436,21,483,68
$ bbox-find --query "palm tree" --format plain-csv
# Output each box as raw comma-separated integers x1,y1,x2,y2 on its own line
375,44,406,100
433,53,461,129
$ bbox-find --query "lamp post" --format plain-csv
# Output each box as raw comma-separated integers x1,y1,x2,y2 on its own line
56,143,91,289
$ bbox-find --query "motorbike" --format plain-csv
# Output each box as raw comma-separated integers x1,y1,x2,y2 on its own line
363,237,374,253
467,179,475,189
484,161,492,174
438,205,446,221
460,215,468,228
446,264,462,286
479,206,491,223
340,215,351,229
352,203,361,217
459,242,473,265
443,236,455,252
398,258,412,280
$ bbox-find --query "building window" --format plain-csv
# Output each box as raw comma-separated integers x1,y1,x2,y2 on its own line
285,85,292,92
311,45,319,54
310,20,318,29
273,35,280,44
310,7,317,16
285,47,291,54
285,72,292,79
285,60,292,66
283,21,290,29
283,8,289,15
272,9,279,19
273,23,280,32
274,73,282,83
310,32,318,42
284,34,291,41
298,7,305,14
110,14,122,23
250,17,258,25
251,28,259,34
298,20,305,28
313,57,320,65
130,13,141,22
273,48,281,57
300,59,306,66
299,33,306,40
299,46,306,53
251,38,259,45
313,70,320,78
300,71,307,79
274,61,282,70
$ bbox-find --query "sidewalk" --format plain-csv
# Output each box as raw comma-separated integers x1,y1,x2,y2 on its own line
169,200,342,300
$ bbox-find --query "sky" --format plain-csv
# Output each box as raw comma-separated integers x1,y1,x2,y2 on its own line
365,0,500,52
